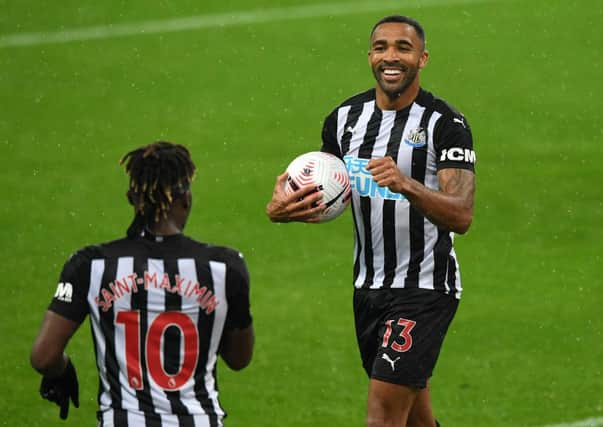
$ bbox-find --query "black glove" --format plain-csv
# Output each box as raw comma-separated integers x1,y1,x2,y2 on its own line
40,358,80,420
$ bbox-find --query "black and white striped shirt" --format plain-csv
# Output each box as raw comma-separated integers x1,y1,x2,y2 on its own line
49,232,252,427
321,88,475,298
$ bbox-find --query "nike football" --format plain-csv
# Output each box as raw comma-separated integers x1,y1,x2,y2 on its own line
284,151,351,222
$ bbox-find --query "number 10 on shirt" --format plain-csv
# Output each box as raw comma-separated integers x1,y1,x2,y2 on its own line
116,311,199,391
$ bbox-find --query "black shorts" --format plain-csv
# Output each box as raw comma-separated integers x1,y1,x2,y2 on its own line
353,288,459,389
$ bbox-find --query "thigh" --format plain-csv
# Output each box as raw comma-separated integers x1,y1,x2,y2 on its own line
407,384,436,427
354,289,386,376
366,378,418,427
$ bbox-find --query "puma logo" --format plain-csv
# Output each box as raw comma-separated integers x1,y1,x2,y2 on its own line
453,117,466,128
381,353,400,371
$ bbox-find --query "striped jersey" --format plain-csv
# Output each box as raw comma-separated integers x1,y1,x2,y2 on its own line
48,232,252,427
321,88,475,298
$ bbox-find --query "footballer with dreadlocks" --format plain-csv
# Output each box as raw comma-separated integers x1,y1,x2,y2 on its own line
31,141,254,427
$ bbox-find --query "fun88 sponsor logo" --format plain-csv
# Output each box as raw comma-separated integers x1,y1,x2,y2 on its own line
344,155,406,201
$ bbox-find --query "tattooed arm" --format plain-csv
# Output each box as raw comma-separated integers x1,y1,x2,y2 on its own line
367,157,475,234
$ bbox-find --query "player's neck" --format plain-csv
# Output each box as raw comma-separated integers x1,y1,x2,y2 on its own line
375,80,420,111
148,219,184,236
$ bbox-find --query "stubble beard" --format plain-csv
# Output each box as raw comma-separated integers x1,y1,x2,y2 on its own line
373,62,419,100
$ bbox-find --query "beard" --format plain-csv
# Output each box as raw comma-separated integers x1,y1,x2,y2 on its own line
372,60,420,100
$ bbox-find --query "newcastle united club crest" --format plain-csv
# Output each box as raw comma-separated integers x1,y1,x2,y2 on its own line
403,127,427,148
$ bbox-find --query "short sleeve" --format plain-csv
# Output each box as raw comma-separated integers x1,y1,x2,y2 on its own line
47,248,93,323
224,251,252,330
320,110,342,158
434,113,476,172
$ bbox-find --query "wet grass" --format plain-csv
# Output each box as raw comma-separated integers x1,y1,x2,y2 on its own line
1,0,602,425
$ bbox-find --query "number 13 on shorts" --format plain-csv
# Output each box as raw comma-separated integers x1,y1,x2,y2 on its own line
382,318,417,353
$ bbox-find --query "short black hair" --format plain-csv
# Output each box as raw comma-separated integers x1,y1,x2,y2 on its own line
370,15,426,47
121,141,196,237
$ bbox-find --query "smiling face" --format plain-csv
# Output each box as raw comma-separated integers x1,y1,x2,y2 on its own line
368,22,429,109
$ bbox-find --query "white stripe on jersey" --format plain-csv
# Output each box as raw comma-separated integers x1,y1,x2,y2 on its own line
424,111,443,191
205,261,228,417
89,259,113,410
336,105,352,141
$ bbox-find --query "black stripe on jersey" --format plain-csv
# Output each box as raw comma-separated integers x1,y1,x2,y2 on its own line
98,260,128,426
117,411,128,427
447,254,457,293
405,107,433,288
144,411,162,426
351,202,363,282
130,257,161,426
163,258,191,417
359,195,373,287
193,259,219,426
357,108,382,288
163,259,183,354
432,231,452,291
382,109,410,288
177,415,196,427
340,103,364,156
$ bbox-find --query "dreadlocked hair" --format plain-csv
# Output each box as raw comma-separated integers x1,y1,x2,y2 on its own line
120,141,196,238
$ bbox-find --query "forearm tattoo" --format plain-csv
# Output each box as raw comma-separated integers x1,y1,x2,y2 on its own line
440,169,474,199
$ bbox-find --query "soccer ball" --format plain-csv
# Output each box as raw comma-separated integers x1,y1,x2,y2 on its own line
284,151,351,222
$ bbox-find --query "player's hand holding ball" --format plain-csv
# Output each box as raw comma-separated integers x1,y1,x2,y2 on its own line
266,171,325,223
266,152,351,223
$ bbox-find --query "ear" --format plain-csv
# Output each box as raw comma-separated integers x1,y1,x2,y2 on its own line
419,50,429,69
182,190,192,210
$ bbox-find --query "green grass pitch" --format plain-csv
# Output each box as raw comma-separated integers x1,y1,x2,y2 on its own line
1,0,602,426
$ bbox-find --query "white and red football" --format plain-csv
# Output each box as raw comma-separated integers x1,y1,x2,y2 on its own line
284,151,351,222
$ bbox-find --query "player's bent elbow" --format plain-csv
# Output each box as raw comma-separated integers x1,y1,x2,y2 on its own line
453,223,470,235
453,211,473,234
222,347,253,371
224,355,252,371
220,326,254,371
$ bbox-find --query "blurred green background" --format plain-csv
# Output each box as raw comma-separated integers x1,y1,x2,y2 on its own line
1,0,601,426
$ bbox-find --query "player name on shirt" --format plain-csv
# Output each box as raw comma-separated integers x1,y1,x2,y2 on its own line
93,270,219,314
